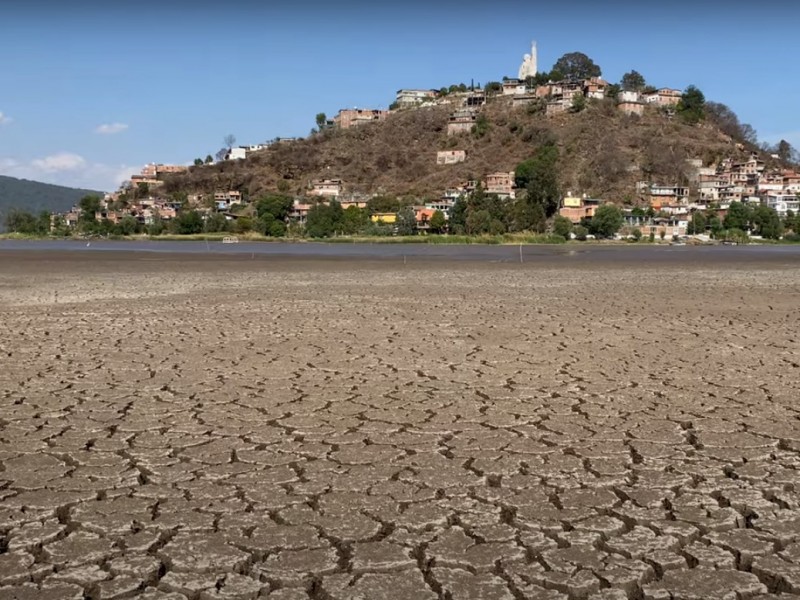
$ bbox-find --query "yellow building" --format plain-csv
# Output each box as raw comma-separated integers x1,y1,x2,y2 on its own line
370,213,397,224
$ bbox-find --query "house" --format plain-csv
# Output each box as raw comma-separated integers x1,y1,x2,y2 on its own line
333,108,389,129
436,150,466,165
618,90,645,116
642,88,682,107
763,193,800,217
559,197,601,223
642,183,690,207
484,172,515,199
289,200,314,223
464,90,486,107
624,213,688,238
370,212,397,224
415,207,436,231
511,94,539,108
546,100,569,116
502,79,528,96
214,191,243,211
309,179,343,198
224,147,247,161
447,109,478,136
583,77,608,100
395,89,437,107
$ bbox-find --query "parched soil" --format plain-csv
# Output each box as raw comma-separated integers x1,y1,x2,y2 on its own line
0,250,799,599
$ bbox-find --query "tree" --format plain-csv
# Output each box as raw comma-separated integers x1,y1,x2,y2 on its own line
429,209,447,233
589,204,623,238
315,113,327,130
551,52,601,80
367,195,403,215
173,209,204,234
396,206,417,236
752,205,783,239
205,155,213,164
553,215,573,239
620,70,646,92
777,139,796,164
341,205,369,235
570,94,586,113
472,114,490,138
79,195,102,222
705,102,752,144
256,194,293,221
204,212,228,233
677,85,706,125
573,224,588,241
118,215,140,236
688,211,707,235
193,158,204,166
466,209,492,235
515,144,560,217
449,196,467,233
485,81,502,94
723,201,751,231
305,201,344,238
223,134,236,149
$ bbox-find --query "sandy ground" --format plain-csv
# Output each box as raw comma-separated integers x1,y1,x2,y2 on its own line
0,250,799,599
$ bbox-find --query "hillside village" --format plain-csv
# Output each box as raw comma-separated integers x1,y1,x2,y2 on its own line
9,43,800,241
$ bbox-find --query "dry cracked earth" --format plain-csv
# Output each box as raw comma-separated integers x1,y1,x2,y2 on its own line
0,249,799,600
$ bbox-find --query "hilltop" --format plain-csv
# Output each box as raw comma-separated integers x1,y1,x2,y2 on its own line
0,175,102,230
160,95,761,203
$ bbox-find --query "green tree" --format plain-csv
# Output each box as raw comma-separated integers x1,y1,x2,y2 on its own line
620,70,646,92
256,194,293,221
573,224,588,241
631,228,643,241
570,94,586,113
552,52,602,80
677,85,706,125
723,201,752,231
315,113,327,130
552,215,573,239
472,114,490,138
79,195,102,221
205,155,213,164
204,212,228,233
777,139,796,163
589,204,624,238
687,211,707,235
752,205,783,239
449,197,467,233
367,195,403,215
173,209,204,234
305,201,344,238
485,81,502,94
118,215,140,236
341,205,369,235
466,209,492,235
396,206,417,236
193,158,204,166
515,144,560,217
429,209,447,233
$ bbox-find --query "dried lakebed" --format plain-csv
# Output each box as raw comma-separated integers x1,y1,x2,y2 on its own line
0,250,799,599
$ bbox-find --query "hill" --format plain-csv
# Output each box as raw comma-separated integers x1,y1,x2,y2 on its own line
161,95,766,203
0,175,103,230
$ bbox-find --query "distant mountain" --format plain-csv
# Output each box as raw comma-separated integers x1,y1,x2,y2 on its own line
0,175,103,231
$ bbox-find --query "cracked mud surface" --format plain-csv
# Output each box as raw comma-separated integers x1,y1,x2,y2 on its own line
1,250,799,599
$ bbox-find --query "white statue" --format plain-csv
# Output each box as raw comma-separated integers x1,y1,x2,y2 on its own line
518,41,538,80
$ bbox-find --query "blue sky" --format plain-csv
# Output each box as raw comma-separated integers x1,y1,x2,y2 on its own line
1,0,798,192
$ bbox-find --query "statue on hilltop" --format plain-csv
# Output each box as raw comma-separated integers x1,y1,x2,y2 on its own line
518,41,538,80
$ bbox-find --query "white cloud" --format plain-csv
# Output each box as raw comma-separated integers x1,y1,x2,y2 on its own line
30,152,87,172
0,111,12,125
0,152,136,192
94,122,129,135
